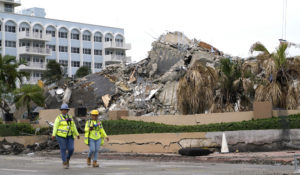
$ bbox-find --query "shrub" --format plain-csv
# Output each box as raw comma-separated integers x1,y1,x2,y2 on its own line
0,123,35,136
102,114,300,135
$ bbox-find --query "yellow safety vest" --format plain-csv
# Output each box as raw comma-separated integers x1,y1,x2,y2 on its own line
84,120,106,145
56,114,74,138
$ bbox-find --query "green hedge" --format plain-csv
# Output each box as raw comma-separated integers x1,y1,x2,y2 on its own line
102,114,300,135
0,123,35,136
1,114,300,136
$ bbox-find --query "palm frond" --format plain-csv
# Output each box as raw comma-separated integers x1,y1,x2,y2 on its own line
286,86,298,110
250,42,270,55
177,60,216,114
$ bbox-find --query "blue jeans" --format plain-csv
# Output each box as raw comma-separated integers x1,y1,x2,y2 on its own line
88,138,101,161
56,136,74,163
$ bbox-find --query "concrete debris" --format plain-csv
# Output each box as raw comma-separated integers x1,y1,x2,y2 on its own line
102,94,111,108
55,88,64,102
41,31,300,117
0,139,25,155
0,138,59,155
128,68,137,84
62,87,72,104
41,31,225,116
25,140,59,152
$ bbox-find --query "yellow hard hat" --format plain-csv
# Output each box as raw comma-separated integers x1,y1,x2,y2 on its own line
90,110,99,115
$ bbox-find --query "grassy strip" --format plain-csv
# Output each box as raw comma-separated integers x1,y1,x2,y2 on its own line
102,114,300,135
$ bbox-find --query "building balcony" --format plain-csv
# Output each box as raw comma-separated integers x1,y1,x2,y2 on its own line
18,62,46,71
18,31,52,41
104,55,131,63
0,0,21,7
19,46,51,56
103,42,131,50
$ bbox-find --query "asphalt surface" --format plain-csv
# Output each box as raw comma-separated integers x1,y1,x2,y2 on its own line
0,155,295,175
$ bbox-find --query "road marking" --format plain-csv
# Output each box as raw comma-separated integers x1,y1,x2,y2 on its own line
0,168,38,172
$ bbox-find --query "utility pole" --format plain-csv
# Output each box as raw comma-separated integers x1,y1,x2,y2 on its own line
281,0,287,40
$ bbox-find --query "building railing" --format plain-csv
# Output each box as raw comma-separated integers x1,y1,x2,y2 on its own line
27,62,46,69
103,41,131,50
18,61,46,71
18,31,52,41
19,46,51,56
25,77,40,84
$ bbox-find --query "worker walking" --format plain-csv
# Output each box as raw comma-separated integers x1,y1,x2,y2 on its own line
84,110,109,167
52,104,80,169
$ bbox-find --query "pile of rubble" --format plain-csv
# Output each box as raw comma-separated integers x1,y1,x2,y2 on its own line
43,31,223,116
0,138,59,155
42,32,300,116
0,139,25,155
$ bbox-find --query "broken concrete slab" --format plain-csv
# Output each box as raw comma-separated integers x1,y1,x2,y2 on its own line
102,94,111,108
70,73,115,110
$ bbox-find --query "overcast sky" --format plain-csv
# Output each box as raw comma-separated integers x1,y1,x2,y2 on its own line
19,0,300,62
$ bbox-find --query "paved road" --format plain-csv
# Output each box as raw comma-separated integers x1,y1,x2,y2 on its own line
0,155,295,175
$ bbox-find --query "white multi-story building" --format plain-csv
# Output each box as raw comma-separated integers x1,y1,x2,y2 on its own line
0,0,131,84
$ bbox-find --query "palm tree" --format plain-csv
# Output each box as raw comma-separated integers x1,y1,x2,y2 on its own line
177,60,217,114
14,84,45,119
41,60,63,85
217,58,244,111
251,42,300,109
0,55,29,91
0,55,29,113
75,66,91,78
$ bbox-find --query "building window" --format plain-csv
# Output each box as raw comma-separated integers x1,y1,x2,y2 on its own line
116,51,124,56
94,36,102,42
71,47,80,53
5,40,16,48
33,28,42,33
71,33,79,40
83,35,91,41
19,27,29,32
115,39,123,42
47,45,56,51
4,4,13,12
21,56,30,62
59,46,68,52
83,62,91,68
105,37,112,42
20,41,30,47
32,72,40,77
58,32,68,38
5,25,16,33
71,61,80,67
94,63,102,69
94,49,102,55
46,30,55,37
83,48,91,55
33,57,43,63
59,60,68,66
105,50,113,55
